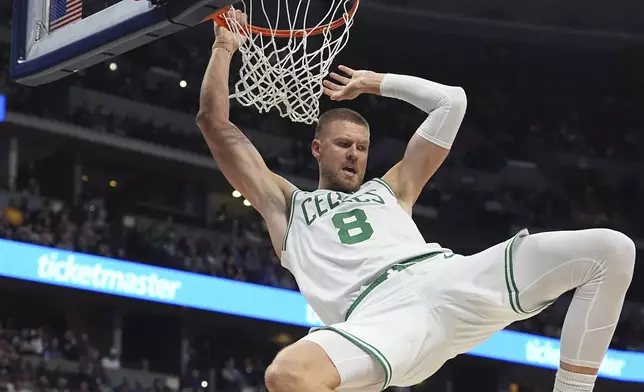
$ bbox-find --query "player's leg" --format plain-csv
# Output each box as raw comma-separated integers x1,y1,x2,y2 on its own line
508,228,636,392
265,330,384,392
265,339,339,392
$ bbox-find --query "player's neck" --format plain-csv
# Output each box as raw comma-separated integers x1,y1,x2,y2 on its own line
316,180,359,194
317,178,331,192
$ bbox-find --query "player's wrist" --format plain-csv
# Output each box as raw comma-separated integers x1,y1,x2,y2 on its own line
359,72,385,96
212,41,237,55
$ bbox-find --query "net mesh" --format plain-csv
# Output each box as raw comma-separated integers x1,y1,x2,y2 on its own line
220,0,358,124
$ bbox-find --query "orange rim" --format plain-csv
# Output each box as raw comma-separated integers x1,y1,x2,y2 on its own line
204,0,359,38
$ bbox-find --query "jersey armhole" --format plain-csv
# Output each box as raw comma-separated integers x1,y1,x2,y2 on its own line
281,190,301,252
372,178,396,198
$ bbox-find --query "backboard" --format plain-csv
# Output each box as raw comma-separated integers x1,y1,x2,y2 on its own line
10,0,234,86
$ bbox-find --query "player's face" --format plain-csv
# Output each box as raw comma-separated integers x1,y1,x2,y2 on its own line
313,120,370,193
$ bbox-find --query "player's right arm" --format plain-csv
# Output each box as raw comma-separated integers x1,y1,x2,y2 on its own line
196,12,294,223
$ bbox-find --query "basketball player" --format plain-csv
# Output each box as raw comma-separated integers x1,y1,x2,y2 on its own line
197,10,636,392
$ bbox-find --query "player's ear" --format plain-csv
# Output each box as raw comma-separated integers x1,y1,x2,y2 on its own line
311,139,322,161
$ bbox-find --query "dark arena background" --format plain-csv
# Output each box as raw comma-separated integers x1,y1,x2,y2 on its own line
1,0,644,391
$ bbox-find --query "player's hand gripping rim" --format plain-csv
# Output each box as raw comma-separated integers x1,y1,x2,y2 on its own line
213,7,248,53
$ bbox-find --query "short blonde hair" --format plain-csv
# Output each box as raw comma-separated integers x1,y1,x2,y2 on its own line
315,108,370,139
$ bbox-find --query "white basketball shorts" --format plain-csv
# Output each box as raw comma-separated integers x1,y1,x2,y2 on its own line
303,229,557,391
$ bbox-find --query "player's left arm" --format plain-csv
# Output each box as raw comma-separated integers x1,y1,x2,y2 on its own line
324,67,467,213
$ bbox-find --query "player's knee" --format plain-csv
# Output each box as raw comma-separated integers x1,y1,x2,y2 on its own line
265,359,303,392
265,346,310,392
265,341,339,392
592,229,636,283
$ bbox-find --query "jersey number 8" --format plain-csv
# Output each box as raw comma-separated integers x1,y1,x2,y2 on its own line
332,208,374,245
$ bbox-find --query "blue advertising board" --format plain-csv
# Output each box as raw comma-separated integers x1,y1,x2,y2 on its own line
0,95,5,122
0,238,641,383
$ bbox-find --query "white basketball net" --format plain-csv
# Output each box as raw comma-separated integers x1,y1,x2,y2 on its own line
220,0,358,124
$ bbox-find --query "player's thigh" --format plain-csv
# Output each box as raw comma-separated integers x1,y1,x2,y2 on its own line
508,228,635,313
301,329,385,392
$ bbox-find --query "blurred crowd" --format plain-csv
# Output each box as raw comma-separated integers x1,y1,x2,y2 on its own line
3,27,644,162
0,315,268,392
1,31,642,238
0,184,297,292
183,335,268,392
0,319,124,392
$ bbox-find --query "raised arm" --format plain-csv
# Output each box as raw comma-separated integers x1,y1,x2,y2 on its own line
324,66,467,214
196,12,295,222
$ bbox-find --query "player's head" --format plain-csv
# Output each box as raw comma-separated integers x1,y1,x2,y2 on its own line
312,108,370,193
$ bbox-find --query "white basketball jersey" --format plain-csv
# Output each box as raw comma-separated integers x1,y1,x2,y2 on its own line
281,178,449,325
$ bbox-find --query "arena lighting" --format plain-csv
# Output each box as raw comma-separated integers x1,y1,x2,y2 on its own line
179,80,187,88
274,333,292,345
109,180,118,188
109,62,117,71
0,238,642,383
200,382,207,388
243,199,251,207
232,190,242,198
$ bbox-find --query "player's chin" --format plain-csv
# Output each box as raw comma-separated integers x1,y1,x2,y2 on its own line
338,173,362,192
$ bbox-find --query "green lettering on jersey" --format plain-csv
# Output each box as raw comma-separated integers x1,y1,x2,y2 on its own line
302,197,316,225
364,190,385,205
327,192,341,210
302,189,385,228
348,194,365,203
314,194,328,217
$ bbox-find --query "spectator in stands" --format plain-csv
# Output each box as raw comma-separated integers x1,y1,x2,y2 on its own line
100,349,121,371
241,358,263,392
219,358,242,392
53,375,72,392
28,331,43,356
44,339,63,360
63,331,78,361
77,334,92,360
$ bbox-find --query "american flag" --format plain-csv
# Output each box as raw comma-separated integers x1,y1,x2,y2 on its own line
49,0,83,32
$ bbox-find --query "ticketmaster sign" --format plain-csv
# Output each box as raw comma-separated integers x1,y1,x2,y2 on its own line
0,238,642,383
0,238,314,326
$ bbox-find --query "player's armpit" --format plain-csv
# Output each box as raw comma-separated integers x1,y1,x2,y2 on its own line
196,118,295,217
382,136,449,213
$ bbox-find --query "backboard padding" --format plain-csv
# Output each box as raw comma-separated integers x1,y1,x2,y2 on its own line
11,0,235,86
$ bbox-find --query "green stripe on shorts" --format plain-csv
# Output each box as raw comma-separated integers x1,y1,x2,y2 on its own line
345,251,445,320
504,232,530,314
319,326,393,391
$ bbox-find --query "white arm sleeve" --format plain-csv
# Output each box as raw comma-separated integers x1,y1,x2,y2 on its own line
379,74,467,149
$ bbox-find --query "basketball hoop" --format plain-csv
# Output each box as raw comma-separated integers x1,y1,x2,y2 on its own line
206,0,360,124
